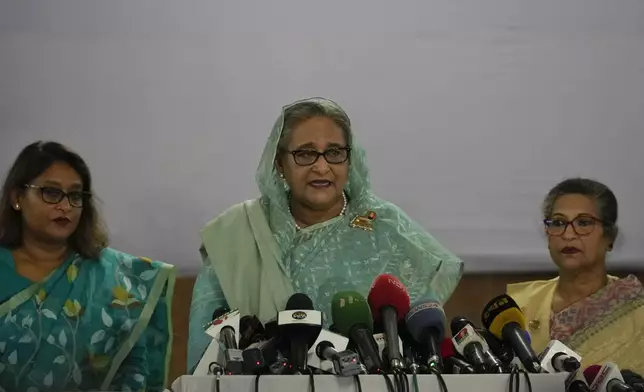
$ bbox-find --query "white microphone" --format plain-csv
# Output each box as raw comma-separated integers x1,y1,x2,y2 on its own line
451,324,491,373
538,340,582,373
307,329,349,373
308,329,363,376
204,309,243,374
588,363,634,392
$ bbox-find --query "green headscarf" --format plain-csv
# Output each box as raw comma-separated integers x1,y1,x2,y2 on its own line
254,97,463,303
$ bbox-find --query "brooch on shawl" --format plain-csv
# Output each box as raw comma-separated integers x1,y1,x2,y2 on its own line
350,211,377,231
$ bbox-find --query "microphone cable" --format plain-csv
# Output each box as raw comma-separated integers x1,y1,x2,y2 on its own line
428,366,449,392
509,364,533,392
208,361,224,392
377,370,396,392
354,375,363,392
307,367,316,392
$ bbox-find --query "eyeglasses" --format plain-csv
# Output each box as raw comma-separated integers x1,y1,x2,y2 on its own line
288,147,351,166
543,216,601,236
24,184,90,208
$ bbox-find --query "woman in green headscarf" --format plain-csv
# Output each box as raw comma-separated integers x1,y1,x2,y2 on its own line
187,97,464,368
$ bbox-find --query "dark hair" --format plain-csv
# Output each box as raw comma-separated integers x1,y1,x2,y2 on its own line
542,177,619,243
0,141,108,259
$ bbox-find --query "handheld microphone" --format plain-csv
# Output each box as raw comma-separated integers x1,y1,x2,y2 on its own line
405,298,445,373
311,329,363,377
585,363,635,392
481,294,541,373
538,340,581,373
478,328,513,367
566,368,592,392
622,370,644,392
277,293,323,373
450,316,504,373
367,274,411,371
239,315,266,349
440,338,475,374
332,291,384,374
204,309,243,374
242,337,279,374
307,329,351,374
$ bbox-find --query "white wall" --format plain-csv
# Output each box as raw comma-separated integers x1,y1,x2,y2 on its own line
1,0,643,274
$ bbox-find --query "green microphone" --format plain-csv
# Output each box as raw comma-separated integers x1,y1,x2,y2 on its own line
331,291,384,374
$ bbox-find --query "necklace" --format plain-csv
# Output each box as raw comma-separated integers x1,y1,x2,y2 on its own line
289,192,348,230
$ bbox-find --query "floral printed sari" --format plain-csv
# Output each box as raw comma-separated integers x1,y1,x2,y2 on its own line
0,246,175,392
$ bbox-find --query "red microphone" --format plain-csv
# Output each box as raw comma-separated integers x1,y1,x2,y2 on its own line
440,338,475,374
367,274,410,371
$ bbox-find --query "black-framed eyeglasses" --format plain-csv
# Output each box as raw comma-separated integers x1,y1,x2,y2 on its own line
288,147,351,166
24,184,90,208
543,216,602,236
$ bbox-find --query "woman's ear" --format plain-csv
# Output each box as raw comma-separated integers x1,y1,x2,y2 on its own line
274,159,284,178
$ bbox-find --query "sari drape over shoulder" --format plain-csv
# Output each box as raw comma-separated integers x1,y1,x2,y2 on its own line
187,97,464,368
508,275,644,373
0,247,176,392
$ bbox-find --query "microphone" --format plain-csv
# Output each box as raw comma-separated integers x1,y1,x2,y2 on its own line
277,293,323,373
332,290,384,374
622,370,644,392
367,274,411,371
242,336,279,374
566,369,592,392
478,328,513,367
440,338,475,374
450,316,504,373
239,315,266,349
373,332,404,365
405,298,445,373
538,340,581,373
481,294,541,373
194,309,242,375
311,329,363,376
213,307,231,320
585,363,635,392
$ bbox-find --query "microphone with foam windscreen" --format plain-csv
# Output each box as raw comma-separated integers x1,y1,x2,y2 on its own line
368,274,411,371
481,294,541,373
332,290,384,374
404,297,445,373
277,293,322,374
585,363,635,392
440,338,475,374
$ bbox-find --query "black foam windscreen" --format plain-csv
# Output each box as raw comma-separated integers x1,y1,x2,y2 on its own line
286,293,314,310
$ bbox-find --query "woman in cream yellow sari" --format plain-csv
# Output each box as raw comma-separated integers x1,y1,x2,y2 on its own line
508,178,644,373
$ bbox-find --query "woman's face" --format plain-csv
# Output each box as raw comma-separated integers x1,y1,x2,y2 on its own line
278,116,349,211
14,162,84,245
545,193,612,272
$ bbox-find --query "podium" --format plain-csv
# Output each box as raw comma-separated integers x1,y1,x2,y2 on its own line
167,373,567,392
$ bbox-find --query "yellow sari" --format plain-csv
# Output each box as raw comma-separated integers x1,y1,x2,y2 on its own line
507,275,644,373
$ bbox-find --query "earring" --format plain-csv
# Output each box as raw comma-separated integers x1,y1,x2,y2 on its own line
279,173,285,179
14,204,20,211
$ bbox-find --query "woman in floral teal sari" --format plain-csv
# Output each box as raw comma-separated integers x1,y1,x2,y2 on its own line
187,97,464,368
0,142,175,391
